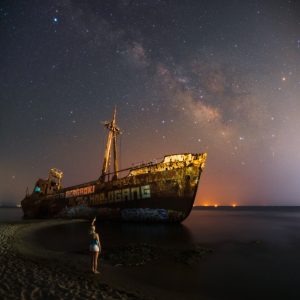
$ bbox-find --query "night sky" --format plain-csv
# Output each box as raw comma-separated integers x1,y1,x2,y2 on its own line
1,0,300,206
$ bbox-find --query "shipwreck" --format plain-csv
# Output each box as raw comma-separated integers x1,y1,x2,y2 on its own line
21,109,207,222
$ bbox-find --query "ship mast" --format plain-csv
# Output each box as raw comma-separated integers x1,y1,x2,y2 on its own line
100,108,121,181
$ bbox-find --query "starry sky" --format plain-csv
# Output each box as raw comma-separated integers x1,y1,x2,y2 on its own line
1,0,300,206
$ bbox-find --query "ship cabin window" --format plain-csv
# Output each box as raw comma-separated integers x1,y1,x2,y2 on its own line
34,186,41,193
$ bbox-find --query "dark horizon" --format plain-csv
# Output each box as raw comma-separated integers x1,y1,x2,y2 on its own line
1,203,300,209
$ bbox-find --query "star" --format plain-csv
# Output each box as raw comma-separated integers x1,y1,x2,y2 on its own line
52,17,59,24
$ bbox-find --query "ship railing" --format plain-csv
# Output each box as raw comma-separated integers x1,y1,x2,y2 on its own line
102,156,165,180
129,157,164,169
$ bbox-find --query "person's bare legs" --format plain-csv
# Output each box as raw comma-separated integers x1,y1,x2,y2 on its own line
91,252,95,272
94,251,99,273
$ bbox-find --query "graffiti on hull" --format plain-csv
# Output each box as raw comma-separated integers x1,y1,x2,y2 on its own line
66,185,95,198
58,205,121,219
121,208,186,222
89,185,151,206
58,205,186,222
121,208,168,221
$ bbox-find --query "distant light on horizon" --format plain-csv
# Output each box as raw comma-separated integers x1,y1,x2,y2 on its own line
200,202,239,207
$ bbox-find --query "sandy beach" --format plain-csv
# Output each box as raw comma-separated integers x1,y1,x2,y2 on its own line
0,218,213,300
0,220,151,300
1,209,300,300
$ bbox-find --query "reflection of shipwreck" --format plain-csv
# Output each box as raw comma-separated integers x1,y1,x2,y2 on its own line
21,109,207,222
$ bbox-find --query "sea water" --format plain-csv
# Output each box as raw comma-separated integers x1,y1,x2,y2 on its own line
0,208,23,222
1,207,300,246
14,206,300,250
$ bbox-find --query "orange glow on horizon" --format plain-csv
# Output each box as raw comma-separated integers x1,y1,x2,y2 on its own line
196,200,239,207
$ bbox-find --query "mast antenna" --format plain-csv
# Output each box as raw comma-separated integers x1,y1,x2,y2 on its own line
100,107,121,181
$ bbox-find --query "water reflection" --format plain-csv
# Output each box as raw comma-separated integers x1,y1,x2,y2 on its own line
28,208,300,254
98,221,193,247
0,208,23,222
35,220,193,253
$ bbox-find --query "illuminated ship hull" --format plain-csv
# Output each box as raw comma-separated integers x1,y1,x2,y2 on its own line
21,153,206,222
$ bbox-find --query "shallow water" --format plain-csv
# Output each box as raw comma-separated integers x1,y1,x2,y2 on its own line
25,207,300,252
1,207,300,247
184,209,300,246
0,208,23,222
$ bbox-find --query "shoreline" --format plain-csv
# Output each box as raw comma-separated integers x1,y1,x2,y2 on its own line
0,220,150,300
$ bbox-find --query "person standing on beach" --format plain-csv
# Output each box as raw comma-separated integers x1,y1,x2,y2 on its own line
89,217,101,274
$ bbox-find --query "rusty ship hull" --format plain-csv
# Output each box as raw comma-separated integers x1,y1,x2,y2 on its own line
21,153,206,222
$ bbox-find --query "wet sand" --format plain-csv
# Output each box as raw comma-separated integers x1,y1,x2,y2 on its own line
1,209,300,299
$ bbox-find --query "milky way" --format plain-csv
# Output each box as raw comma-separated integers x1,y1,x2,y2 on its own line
1,0,300,205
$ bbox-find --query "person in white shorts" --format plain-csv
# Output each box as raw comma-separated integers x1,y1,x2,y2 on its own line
89,217,101,274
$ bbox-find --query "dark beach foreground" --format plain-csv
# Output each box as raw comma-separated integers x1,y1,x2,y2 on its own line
1,207,300,299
